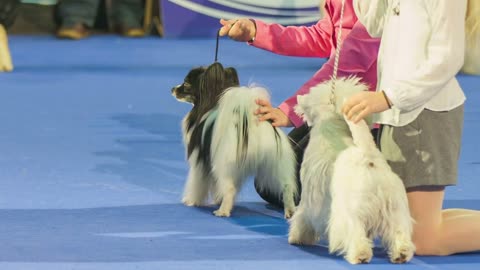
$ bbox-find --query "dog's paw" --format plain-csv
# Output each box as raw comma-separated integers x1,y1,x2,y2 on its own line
288,232,318,246
213,209,231,217
182,198,202,207
287,235,302,245
389,244,415,264
345,248,373,264
0,54,13,72
0,61,13,72
288,236,312,245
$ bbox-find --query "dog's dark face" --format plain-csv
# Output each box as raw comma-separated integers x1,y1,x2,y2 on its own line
172,62,240,135
171,67,206,104
171,62,239,106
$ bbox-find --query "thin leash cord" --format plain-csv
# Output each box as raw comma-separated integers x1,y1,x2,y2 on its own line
214,29,220,62
215,20,238,62
329,0,347,107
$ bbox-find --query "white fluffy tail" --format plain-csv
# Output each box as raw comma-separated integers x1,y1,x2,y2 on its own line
343,116,377,153
211,85,272,161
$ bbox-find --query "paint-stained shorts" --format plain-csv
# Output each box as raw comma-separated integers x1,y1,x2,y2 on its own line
379,105,464,189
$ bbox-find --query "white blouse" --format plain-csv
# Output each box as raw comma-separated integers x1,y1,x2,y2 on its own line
353,0,467,126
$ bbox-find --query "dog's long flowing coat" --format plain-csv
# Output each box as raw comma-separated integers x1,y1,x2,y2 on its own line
172,63,298,218
290,77,415,264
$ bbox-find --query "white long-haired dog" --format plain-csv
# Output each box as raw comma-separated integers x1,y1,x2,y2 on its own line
289,77,415,264
172,62,297,218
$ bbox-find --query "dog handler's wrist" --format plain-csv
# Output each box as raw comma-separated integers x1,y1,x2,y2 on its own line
247,19,257,43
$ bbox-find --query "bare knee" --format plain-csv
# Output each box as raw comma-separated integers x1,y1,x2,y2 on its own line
413,238,450,256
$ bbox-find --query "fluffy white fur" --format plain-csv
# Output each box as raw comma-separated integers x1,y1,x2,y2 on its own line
288,77,415,264
0,24,13,72
181,85,298,218
462,0,480,75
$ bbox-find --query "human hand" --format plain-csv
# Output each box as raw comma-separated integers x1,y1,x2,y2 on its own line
341,91,391,123
219,18,256,42
255,99,293,127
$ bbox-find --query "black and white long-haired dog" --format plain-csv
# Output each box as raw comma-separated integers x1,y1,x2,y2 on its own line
172,62,298,218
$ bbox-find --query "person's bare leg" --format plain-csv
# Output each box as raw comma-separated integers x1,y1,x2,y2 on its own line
408,189,480,255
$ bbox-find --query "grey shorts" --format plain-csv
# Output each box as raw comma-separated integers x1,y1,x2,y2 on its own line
379,105,464,189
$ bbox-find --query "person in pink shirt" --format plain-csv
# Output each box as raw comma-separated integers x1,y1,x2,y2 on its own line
219,0,380,207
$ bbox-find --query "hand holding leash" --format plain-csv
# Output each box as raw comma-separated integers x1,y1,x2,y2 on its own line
219,18,256,42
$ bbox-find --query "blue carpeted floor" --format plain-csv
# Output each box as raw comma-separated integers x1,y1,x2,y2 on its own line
0,35,479,269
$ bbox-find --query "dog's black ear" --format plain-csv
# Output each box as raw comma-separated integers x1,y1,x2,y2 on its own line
185,66,206,93
197,62,227,105
200,62,225,91
224,67,240,88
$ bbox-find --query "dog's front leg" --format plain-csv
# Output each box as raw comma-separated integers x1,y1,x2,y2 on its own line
288,204,319,245
213,176,237,217
0,24,14,72
182,162,210,206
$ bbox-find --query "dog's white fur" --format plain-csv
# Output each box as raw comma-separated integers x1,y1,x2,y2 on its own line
0,24,13,72
181,85,298,218
462,0,480,75
289,77,415,264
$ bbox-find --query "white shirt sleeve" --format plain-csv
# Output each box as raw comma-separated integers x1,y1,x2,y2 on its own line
386,0,467,112
352,0,389,37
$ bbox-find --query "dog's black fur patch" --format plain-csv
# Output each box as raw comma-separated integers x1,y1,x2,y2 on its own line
172,62,284,172
172,62,240,169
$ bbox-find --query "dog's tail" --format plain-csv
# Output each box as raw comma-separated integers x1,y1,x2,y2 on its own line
344,116,378,152
212,85,280,163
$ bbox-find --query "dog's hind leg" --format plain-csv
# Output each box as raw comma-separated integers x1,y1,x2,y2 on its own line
212,174,238,217
288,206,319,245
277,154,298,219
257,160,297,219
385,226,415,264
182,157,210,206
383,194,415,263
282,184,296,219
329,210,373,264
